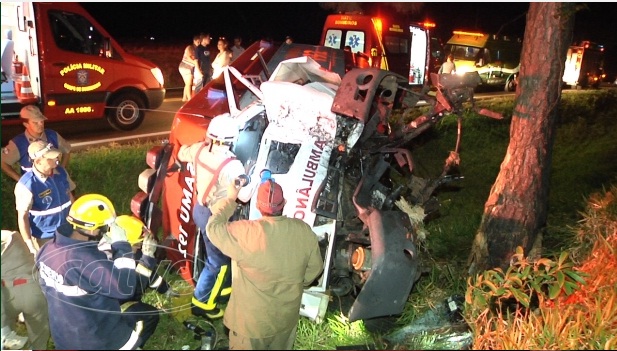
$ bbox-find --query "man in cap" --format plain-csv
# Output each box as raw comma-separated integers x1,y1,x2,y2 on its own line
206,177,324,350
1,105,71,182
15,140,75,254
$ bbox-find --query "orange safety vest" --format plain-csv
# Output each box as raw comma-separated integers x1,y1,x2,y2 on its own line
194,143,236,206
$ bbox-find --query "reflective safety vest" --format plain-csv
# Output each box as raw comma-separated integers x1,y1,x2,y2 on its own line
18,167,72,239
194,143,236,207
13,130,59,174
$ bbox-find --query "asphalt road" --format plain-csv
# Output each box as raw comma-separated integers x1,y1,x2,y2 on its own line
3,85,613,151
1,89,184,150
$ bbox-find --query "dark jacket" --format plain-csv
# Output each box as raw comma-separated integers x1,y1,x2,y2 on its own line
36,224,140,350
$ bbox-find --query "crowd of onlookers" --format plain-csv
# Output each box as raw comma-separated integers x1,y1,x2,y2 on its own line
178,32,293,101
179,33,248,102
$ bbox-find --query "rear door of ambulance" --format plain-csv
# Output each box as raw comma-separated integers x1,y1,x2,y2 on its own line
321,14,375,66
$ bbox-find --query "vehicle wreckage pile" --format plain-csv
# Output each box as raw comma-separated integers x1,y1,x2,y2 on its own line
132,42,503,330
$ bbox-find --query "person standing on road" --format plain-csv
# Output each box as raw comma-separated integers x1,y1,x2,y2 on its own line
438,54,456,75
206,178,323,350
176,113,257,320
15,140,75,254
230,36,245,62
197,33,213,89
1,105,71,182
211,38,232,80
179,35,200,102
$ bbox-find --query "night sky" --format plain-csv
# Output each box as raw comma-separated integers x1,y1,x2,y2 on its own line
81,2,617,76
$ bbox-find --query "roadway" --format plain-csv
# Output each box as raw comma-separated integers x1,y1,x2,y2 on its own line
0,88,531,150
1,89,184,150
2,85,612,151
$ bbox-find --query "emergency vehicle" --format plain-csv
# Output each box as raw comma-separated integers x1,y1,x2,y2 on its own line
443,30,522,92
131,37,501,329
1,2,165,131
320,13,439,86
562,41,605,89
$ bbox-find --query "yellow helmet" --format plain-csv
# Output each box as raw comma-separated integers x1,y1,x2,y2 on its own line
67,194,116,230
115,215,145,245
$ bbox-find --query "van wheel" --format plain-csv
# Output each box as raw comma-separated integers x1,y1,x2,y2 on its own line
504,75,517,92
106,93,145,131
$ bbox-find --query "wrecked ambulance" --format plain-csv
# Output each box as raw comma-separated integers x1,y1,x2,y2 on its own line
131,41,501,328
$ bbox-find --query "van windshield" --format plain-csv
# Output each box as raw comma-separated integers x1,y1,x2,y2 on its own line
446,45,480,61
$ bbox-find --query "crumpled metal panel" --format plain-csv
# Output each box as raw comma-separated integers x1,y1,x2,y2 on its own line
348,208,418,322
332,68,406,123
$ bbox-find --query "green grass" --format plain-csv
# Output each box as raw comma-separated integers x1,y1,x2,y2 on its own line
3,90,617,349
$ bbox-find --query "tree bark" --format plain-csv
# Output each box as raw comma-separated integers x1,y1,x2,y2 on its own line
468,2,575,274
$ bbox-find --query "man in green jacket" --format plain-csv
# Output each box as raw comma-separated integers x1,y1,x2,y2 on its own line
206,178,324,350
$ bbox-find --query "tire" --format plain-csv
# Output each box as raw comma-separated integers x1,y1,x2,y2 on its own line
330,275,354,297
504,74,517,92
106,93,145,131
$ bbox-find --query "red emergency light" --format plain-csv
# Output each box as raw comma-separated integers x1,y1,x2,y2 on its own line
373,18,383,35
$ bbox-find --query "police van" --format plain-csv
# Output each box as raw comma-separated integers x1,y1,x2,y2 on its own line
443,30,522,92
1,2,165,131
320,13,439,86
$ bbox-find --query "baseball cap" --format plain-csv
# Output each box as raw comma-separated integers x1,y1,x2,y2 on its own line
256,180,285,215
28,140,61,160
21,105,47,122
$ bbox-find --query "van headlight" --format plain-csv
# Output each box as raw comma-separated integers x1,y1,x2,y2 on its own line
456,67,470,75
151,67,165,86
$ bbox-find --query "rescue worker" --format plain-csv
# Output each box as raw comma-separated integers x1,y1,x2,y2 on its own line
1,230,50,350
15,140,75,254
35,194,149,350
1,105,71,182
206,178,324,350
176,113,256,320
98,215,166,346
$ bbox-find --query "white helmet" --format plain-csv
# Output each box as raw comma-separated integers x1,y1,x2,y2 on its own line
206,113,239,144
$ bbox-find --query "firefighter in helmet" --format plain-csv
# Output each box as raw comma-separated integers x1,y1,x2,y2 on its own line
34,194,152,349
101,214,166,344
176,113,256,319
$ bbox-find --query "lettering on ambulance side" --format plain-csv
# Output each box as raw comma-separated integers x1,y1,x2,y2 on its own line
178,162,196,259
294,139,327,220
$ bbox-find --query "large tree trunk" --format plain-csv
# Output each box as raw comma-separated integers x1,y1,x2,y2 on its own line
468,2,575,274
